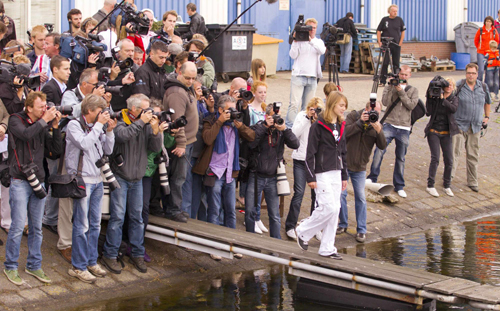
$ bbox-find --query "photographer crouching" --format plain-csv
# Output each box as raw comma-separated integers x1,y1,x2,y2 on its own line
337,100,386,243
4,91,63,285
65,94,116,283
246,102,300,240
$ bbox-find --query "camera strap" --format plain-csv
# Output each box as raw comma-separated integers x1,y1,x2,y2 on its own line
380,85,413,124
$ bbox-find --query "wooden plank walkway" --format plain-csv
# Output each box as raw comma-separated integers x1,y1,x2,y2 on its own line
148,216,499,306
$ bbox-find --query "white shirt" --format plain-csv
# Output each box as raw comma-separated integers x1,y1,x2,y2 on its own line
141,31,156,51
54,78,67,94
291,111,312,161
99,29,117,58
289,37,326,78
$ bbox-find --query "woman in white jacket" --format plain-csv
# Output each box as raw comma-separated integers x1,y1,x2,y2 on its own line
284,97,323,240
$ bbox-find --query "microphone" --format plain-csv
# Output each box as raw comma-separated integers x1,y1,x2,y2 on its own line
266,0,279,3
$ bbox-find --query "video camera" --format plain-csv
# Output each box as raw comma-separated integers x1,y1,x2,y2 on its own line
120,3,150,36
97,67,124,97
387,68,406,87
0,60,40,89
60,34,108,67
290,15,312,43
320,23,339,46
367,93,379,123
427,75,449,99
271,102,284,126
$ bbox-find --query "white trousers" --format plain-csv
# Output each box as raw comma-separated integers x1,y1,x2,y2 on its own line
296,170,341,256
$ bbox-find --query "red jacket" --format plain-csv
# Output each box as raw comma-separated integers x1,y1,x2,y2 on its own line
475,27,500,55
484,49,500,68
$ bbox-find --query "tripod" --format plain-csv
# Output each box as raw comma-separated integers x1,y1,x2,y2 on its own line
326,44,341,87
371,37,400,94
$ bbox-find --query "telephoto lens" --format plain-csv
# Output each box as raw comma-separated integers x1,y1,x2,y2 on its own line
21,163,47,199
169,116,188,131
276,161,290,196
95,156,121,191
103,108,123,120
154,151,170,196
238,88,254,101
272,114,284,126
101,182,111,217
228,107,242,120
47,102,73,116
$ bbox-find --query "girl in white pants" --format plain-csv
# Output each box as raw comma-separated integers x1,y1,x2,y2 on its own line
295,91,348,259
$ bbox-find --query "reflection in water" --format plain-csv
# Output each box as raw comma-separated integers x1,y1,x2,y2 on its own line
73,217,500,311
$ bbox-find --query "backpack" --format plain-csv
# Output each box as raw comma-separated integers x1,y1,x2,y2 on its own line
455,79,487,97
411,99,426,125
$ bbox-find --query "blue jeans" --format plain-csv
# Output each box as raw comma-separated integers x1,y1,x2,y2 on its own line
368,123,410,191
180,144,195,216
72,182,103,271
286,75,318,128
4,179,47,271
285,160,307,231
43,158,59,226
245,173,281,239
485,68,499,95
339,170,367,234
104,176,144,258
477,53,485,82
339,40,353,72
206,172,236,229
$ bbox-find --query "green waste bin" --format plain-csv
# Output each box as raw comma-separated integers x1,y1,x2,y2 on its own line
205,24,257,82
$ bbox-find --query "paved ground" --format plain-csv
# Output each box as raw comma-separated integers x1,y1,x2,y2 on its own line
1,69,500,310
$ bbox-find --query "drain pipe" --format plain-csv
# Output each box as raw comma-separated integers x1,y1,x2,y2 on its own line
469,302,500,310
360,0,365,25
147,225,475,306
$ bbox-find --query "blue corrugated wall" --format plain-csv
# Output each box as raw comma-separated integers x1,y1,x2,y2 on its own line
60,0,75,33
468,0,498,22
325,0,363,24
393,0,447,41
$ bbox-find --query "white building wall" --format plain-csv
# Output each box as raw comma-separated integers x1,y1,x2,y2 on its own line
200,0,228,24
447,0,467,40
369,0,392,29
74,0,102,24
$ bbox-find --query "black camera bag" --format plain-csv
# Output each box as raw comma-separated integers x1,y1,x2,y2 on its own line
48,149,86,199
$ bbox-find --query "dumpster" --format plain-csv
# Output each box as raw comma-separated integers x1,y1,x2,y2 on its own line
252,34,283,76
454,22,481,63
205,24,257,82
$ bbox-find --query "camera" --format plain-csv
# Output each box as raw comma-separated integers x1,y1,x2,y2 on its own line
201,86,212,99
290,15,312,43
0,60,41,89
276,161,290,196
154,150,170,196
3,45,21,56
482,122,488,130
320,22,338,46
387,68,407,87
169,116,188,132
427,75,450,99
120,3,150,36
44,23,54,33
227,107,242,120
21,163,47,199
103,107,123,120
60,34,107,67
314,107,322,115
96,67,124,96
188,52,199,62
367,93,379,123
238,88,254,101
144,107,175,123
116,57,134,71
150,34,172,47
271,102,284,126
95,155,122,192
47,102,73,115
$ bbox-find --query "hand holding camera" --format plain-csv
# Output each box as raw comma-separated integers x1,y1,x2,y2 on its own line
121,72,135,85
107,118,117,132
140,108,153,124
42,106,58,124
97,109,111,125
92,84,106,97
218,109,231,123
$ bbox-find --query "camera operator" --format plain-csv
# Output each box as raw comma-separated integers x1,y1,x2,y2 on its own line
102,94,165,275
133,41,169,100
41,55,71,106
161,62,199,223
451,63,491,193
335,12,358,73
377,4,406,86
185,39,215,89
0,56,31,114
246,103,299,240
65,94,116,283
4,91,62,286
367,65,418,198
424,77,458,198
31,32,61,91
64,9,82,36
337,100,386,243
92,0,117,34
139,9,157,52
192,96,254,249
0,1,17,52
107,39,137,111
286,17,325,128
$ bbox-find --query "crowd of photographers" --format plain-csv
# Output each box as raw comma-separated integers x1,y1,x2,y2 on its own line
0,1,494,285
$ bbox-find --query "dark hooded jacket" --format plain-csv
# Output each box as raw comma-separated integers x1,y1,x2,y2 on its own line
133,57,168,100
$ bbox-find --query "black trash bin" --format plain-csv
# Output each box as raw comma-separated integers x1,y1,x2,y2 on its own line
204,24,256,83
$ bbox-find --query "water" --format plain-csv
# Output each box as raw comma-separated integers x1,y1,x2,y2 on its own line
75,216,500,311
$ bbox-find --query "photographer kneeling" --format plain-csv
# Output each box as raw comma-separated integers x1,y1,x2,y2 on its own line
4,91,63,285
245,103,300,240
338,100,386,243
65,95,116,283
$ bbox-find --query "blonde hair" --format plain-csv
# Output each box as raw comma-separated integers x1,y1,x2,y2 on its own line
13,54,30,65
490,40,498,49
306,96,324,111
323,82,338,97
31,25,48,39
192,34,209,47
0,40,24,61
323,91,348,123
305,18,318,25
388,4,398,13
251,58,266,83
444,77,456,91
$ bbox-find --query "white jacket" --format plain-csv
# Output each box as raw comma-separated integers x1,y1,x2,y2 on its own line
291,111,312,161
289,37,326,79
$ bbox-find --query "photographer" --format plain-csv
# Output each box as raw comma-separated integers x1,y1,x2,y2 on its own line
102,94,165,275
4,91,62,285
162,62,199,223
133,41,169,100
192,95,254,256
65,95,116,283
246,103,299,240
336,12,358,73
338,100,386,243
377,5,406,86
41,55,71,106
0,56,31,114
0,2,17,52
185,39,215,89
286,17,325,128
367,65,418,198
107,38,137,111
424,77,458,198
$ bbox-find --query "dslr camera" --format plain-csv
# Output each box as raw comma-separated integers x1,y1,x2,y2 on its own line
387,68,407,87
21,163,47,199
47,102,73,115
238,88,254,101
102,107,123,120
96,67,124,97
290,15,312,43
227,107,242,120
271,102,284,126
427,75,450,99
367,93,379,123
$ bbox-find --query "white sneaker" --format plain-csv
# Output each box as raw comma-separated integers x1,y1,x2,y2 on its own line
68,268,97,284
426,187,439,197
315,231,323,241
444,188,454,197
210,254,222,261
254,223,263,234
286,229,297,240
256,220,268,233
397,190,407,198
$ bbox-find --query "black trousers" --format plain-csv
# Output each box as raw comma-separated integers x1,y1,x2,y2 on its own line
380,44,401,84
427,133,453,188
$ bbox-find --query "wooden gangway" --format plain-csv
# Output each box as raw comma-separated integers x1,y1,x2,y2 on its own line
147,216,500,309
